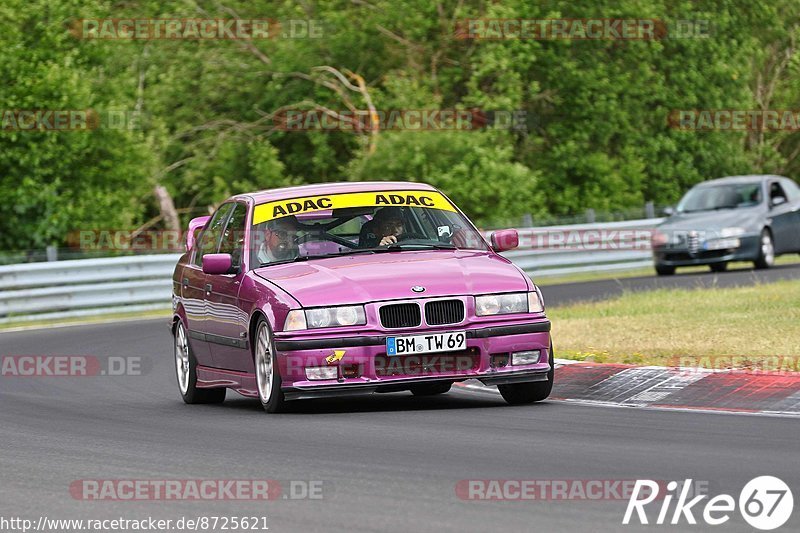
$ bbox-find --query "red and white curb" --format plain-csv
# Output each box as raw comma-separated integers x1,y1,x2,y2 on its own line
455,359,800,416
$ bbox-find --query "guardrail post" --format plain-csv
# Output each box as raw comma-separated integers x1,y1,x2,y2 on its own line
521,213,533,227
645,201,655,219
46,246,58,262
585,208,596,224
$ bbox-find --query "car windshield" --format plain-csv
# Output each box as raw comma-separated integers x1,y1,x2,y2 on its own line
250,194,489,267
676,182,762,213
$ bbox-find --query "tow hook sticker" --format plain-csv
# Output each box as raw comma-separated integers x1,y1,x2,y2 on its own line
326,350,346,364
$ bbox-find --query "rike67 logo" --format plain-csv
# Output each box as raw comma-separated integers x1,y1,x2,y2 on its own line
624,476,793,530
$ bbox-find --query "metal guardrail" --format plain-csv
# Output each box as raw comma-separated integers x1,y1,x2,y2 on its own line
499,217,663,277
0,255,182,324
0,219,662,323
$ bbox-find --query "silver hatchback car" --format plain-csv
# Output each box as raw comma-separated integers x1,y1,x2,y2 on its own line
652,175,800,275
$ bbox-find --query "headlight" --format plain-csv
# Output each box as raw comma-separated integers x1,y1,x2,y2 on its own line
475,292,542,316
719,227,746,238
702,227,745,251
285,306,367,331
703,237,741,251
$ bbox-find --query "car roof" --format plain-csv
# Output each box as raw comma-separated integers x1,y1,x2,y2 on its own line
696,175,787,187
232,181,439,204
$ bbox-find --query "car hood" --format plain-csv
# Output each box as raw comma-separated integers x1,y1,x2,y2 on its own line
253,250,529,306
658,207,762,232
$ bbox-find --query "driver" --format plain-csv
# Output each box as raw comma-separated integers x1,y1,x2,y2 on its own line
257,215,299,264
376,208,406,246
360,207,406,247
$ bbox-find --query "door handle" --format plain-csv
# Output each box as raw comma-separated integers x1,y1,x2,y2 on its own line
205,283,213,294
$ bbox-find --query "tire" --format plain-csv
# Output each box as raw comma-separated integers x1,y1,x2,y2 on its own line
410,382,452,396
655,264,675,276
174,320,226,404
498,342,554,405
754,229,775,269
710,262,728,273
254,318,288,413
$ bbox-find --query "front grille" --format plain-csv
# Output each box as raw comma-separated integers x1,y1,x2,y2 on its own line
379,303,421,328
687,231,700,254
425,299,465,325
374,348,480,377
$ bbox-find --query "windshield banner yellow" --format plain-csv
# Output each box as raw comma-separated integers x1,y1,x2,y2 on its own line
252,190,456,225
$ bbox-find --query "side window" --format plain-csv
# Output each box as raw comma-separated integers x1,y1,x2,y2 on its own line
770,182,788,203
192,204,235,267
781,179,800,201
218,203,248,271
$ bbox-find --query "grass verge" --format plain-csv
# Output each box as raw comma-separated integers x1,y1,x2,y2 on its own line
549,279,800,367
535,254,800,286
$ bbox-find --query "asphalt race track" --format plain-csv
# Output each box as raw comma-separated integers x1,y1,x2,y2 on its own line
2,319,798,533
539,261,800,307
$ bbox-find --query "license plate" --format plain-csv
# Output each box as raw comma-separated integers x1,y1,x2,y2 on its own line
386,331,467,356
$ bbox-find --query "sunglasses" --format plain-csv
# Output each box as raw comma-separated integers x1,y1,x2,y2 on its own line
270,229,296,238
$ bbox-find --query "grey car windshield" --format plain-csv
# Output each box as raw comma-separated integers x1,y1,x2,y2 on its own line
677,182,762,213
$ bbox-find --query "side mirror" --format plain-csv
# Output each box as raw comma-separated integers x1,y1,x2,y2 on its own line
490,229,519,252
662,206,675,217
186,216,211,251
202,253,233,275
771,196,787,208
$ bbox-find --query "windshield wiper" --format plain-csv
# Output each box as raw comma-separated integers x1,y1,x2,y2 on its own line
259,255,311,267
317,249,386,257
382,243,457,251
682,205,739,214
421,243,458,250
259,250,384,266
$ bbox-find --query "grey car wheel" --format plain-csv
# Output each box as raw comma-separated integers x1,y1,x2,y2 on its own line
754,229,774,269
655,264,675,276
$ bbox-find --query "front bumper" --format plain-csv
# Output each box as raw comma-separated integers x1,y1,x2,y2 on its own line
274,321,552,400
653,234,760,267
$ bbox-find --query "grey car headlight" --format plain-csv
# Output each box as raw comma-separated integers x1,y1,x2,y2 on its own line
703,227,746,251
719,227,746,238
475,292,543,316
